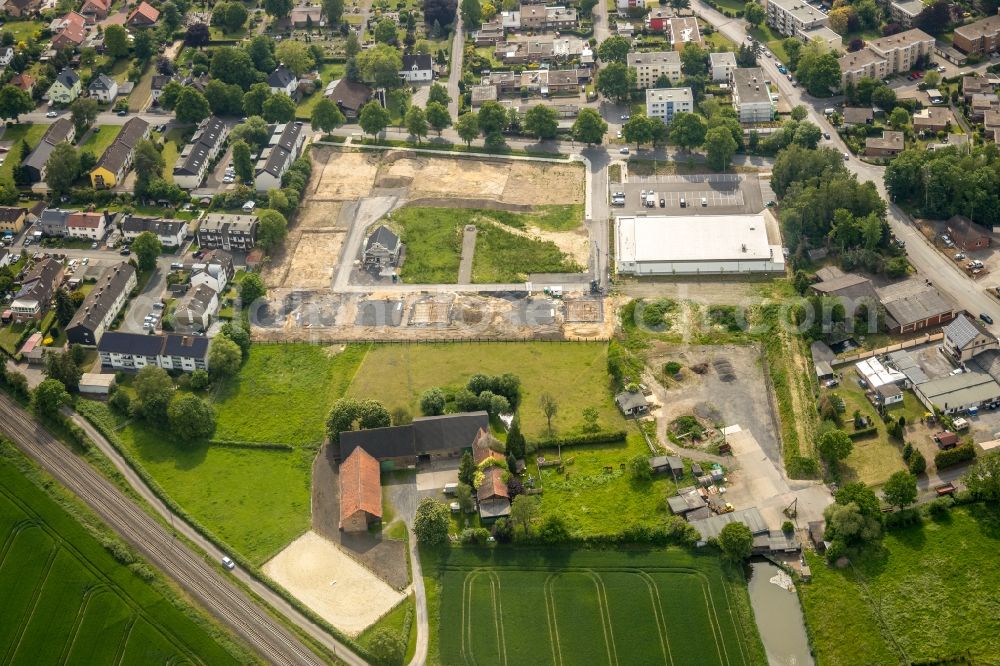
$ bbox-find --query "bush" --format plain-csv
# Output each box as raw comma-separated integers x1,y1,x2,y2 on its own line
925,496,953,518
459,527,491,545
902,441,913,461
663,361,682,376
782,520,794,533
530,430,626,450
884,507,922,529
935,442,976,469
908,449,926,475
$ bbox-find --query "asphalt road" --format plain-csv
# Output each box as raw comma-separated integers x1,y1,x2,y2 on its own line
0,393,348,666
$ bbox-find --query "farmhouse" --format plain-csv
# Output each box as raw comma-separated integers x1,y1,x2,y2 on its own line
363,225,401,269
336,411,490,465
615,214,785,276
339,448,382,532
615,389,649,416
97,332,209,372
10,258,63,322
472,429,511,520
65,262,136,346
942,314,998,363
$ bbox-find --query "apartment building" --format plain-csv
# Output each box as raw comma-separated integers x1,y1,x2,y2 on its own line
65,262,136,346
867,28,934,73
254,121,306,192
889,0,924,28
98,332,209,373
172,116,229,190
197,213,259,252
627,51,682,89
518,4,577,30
731,68,776,123
838,48,888,87
667,17,703,49
953,12,1000,56
710,52,737,82
765,0,828,38
121,215,189,247
645,87,694,124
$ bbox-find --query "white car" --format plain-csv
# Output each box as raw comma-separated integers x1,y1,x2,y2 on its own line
221,556,236,570
222,176,234,183
45,111,57,118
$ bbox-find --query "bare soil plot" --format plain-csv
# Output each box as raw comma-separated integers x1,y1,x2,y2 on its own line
263,531,406,637
310,149,379,200
274,231,344,289
381,156,507,199
501,161,585,205
565,298,603,323
298,201,343,229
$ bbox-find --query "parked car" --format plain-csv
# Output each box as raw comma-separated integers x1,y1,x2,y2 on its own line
117,109,128,116
619,147,629,154
221,556,236,570
981,313,994,325
659,198,665,207
119,248,130,256
45,111,57,118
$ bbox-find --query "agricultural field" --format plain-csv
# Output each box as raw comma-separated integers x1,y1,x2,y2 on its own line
800,503,1000,665
346,342,625,439
389,206,585,284
425,548,765,666
0,452,244,665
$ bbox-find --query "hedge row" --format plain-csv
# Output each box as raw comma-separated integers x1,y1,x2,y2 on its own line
207,440,294,452
75,403,376,664
847,426,879,440
530,430,627,450
934,442,976,469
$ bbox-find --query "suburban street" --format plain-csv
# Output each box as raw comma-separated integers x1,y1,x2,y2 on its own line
0,391,368,666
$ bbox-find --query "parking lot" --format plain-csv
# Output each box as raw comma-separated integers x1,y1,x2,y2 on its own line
611,174,764,216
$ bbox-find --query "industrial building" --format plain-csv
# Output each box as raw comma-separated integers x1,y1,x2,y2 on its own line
614,214,785,276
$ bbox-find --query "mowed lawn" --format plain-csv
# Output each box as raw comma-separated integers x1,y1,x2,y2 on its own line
425,547,765,666
78,125,122,158
346,342,625,439
213,343,369,444
0,451,244,665
0,123,47,180
800,503,1000,665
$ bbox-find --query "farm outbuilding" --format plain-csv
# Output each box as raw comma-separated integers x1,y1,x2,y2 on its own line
689,507,769,545
615,390,649,416
652,455,684,479
78,373,114,395
339,448,382,532
667,487,707,515
614,215,785,276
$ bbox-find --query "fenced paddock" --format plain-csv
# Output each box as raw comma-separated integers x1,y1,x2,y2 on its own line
432,548,765,666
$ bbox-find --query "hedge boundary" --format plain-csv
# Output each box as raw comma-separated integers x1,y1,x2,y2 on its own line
74,401,376,664
529,429,627,450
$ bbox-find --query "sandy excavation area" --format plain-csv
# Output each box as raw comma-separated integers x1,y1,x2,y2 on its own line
263,531,406,637
311,149,380,200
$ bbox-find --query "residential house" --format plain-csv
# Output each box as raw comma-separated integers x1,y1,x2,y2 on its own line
151,74,172,101
731,67,775,123
289,4,323,27
962,74,999,102
268,65,298,96
842,106,874,126
323,79,372,121
628,51,681,89
500,9,520,28
47,68,81,105
21,116,76,183
494,36,585,64
171,116,229,189
90,117,151,189
519,4,546,29
190,249,235,292
37,208,69,237
339,448,382,532
667,17,702,49
878,284,958,334
839,49,888,87
4,0,40,18
474,20,504,45
646,7,674,32
0,207,26,235
66,211,107,240
10,258,63,322
911,106,953,133
516,4,576,29
953,12,1000,56
79,0,111,21
942,314,998,363
0,47,14,68
197,214,258,252
98,332,209,372
87,73,118,103
10,73,34,95
645,87,694,124
173,283,218,332
126,1,159,27
471,429,510,521
50,12,86,50
970,93,999,121
336,411,490,464
889,0,924,28
400,53,433,83
363,225,401,269
616,0,643,10
709,51,737,82
65,262,136,345
254,121,306,192
121,215,189,247
615,389,649,416
470,83,498,107
865,130,905,157
947,214,990,251
765,0,828,37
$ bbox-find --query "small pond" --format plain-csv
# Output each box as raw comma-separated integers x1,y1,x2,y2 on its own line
746,560,813,666
829,338,859,354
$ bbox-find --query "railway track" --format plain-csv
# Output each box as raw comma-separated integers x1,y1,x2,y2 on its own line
0,394,331,666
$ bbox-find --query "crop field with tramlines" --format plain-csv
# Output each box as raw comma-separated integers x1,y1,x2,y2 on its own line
0,458,241,665
428,548,766,666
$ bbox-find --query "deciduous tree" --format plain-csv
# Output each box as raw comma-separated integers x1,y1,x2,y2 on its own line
425,101,451,135
255,210,288,253
311,97,346,133
0,84,33,122
104,24,130,59
359,100,390,136
883,471,917,509
232,139,254,183
571,107,607,145
524,104,558,140
208,336,242,378
405,105,428,143
597,35,630,63
455,111,479,146
262,93,296,122
33,379,70,418
705,125,737,170
44,142,79,196
275,40,315,76
131,231,162,271
168,394,217,442
668,111,706,150
718,522,753,561
413,497,450,545
175,88,210,124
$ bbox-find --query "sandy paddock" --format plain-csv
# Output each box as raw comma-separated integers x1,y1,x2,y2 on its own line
311,150,379,200
263,531,406,637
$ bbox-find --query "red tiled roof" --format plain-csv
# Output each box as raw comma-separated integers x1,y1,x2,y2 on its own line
339,448,382,527
66,211,103,229
11,73,34,91
55,12,87,45
477,466,509,501
81,0,111,12
128,1,160,24
471,427,504,465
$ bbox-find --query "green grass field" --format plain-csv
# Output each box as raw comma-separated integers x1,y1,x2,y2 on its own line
0,450,244,665
0,19,45,42
425,548,766,666
78,125,122,159
390,206,583,283
0,123,47,181
346,342,624,439
800,503,1000,665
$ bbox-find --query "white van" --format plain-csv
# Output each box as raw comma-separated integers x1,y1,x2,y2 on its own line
242,201,256,213
443,483,458,495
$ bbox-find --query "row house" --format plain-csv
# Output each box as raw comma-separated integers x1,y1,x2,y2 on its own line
65,262,136,346
98,332,209,373
254,121,306,192
90,117,151,189
121,215,189,247
172,116,229,189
